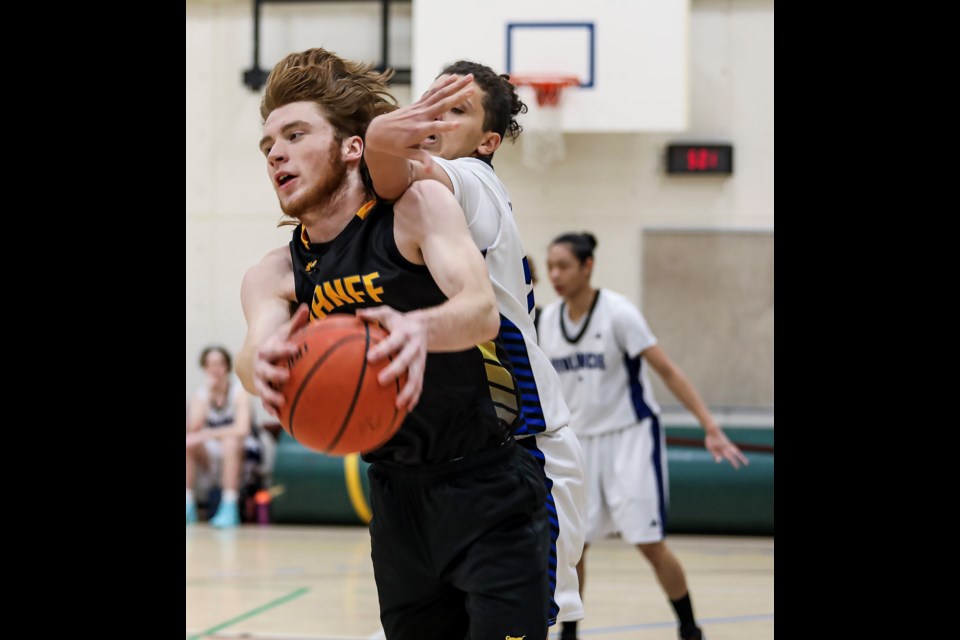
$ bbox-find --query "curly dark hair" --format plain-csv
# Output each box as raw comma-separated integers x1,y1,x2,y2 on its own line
440,61,528,153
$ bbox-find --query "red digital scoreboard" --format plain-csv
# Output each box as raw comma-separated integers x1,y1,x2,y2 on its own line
666,144,733,175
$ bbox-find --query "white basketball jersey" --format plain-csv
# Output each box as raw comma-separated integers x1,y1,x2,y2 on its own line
199,378,245,429
434,157,571,436
538,289,661,437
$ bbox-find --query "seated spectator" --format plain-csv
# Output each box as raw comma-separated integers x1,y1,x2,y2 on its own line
186,345,270,528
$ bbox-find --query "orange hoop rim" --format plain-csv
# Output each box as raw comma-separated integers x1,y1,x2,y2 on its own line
508,74,580,107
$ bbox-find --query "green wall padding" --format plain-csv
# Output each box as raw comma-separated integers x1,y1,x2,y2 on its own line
271,427,774,534
271,432,371,525
665,446,773,534
662,426,773,534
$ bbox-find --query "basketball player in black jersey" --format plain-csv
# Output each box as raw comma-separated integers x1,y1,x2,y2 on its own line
364,64,589,637
236,49,550,640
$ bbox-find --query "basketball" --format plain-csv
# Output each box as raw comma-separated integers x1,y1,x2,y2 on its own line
278,314,407,455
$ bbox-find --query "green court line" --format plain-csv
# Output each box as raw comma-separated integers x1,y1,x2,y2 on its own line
187,587,310,639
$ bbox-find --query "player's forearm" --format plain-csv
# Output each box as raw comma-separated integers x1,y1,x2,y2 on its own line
365,148,415,201
364,117,417,200
365,120,454,198
662,373,721,435
236,346,257,395
410,289,499,352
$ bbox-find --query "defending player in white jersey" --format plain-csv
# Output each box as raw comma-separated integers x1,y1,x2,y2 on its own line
538,232,749,640
365,62,587,631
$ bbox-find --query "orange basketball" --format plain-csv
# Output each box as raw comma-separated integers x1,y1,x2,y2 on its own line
278,314,407,455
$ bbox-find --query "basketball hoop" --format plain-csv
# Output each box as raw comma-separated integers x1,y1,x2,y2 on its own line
509,74,579,170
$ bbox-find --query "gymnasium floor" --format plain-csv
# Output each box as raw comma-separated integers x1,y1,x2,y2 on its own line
186,525,774,639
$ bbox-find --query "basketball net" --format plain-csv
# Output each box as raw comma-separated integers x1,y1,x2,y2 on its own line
511,75,579,170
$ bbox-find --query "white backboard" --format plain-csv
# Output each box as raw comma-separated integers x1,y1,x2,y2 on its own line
412,0,689,133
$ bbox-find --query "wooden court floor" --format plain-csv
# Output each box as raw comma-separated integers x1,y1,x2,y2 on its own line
186,525,773,639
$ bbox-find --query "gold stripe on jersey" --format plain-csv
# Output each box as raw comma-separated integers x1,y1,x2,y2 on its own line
356,200,376,220
484,362,514,389
300,200,377,249
490,387,520,411
477,341,519,424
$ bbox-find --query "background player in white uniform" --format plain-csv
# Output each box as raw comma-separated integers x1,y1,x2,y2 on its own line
186,345,262,528
537,232,749,640
365,63,587,631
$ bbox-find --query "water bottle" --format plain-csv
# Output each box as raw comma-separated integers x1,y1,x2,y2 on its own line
255,490,271,525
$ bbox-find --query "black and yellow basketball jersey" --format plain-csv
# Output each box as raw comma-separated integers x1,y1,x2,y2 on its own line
289,200,521,465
